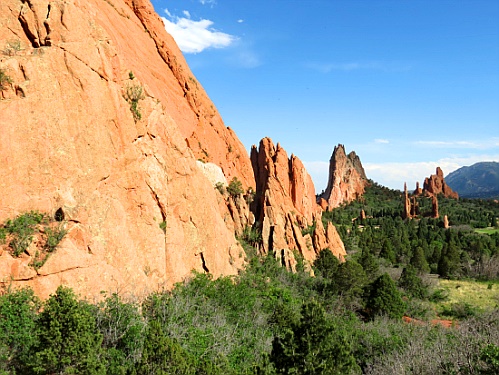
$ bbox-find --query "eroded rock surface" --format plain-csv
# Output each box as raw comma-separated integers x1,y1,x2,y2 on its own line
319,144,369,210
0,0,248,299
250,138,346,269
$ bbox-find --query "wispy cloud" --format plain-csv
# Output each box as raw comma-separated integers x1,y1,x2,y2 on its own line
305,61,413,73
305,154,499,192
414,138,499,149
374,139,390,144
162,9,237,54
365,154,499,190
199,0,216,6
228,47,262,68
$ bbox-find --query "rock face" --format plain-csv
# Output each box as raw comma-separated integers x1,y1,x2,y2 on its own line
251,138,346,269
422,167,459,199
0,0,346,299
0,0,252,299
320,144,369,210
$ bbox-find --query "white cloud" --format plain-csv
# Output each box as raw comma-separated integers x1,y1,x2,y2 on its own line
162,10,237,54
374,139,389,144
199,0,217,5
305,154,499,193
414,138,499,149
365,154,499,190
237,19,244,23
183,10,191,18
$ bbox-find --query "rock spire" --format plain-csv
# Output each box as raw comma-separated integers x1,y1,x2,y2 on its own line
319,144,369,210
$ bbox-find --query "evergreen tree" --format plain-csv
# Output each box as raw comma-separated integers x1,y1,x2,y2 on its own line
270,300,358,375
358,248,379,282
410,246,430,274
398,266,429,299
0,287,40,373
379,239,396,264
313,249,340,280
27,286,105,374
366,273,406,319
137,319,198,375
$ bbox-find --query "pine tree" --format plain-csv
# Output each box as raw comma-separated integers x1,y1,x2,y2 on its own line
27,286,105,374
270,300,359,374
366,273,406,319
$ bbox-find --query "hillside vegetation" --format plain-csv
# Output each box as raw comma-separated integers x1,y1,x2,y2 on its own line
1,183,499,374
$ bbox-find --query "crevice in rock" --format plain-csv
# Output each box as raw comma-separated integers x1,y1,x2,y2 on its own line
132,135,144,143
269,225,274,252
15,85,26,98
280,249,286,268
146,182,166,223
58,46,108,81
200,252,209,273
18,9,39,47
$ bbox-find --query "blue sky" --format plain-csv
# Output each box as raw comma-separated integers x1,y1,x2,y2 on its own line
151,0,499,191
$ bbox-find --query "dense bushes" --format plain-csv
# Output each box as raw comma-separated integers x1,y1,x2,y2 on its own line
1,248,498,374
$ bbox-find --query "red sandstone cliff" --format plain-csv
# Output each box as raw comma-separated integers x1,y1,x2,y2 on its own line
0,0,346,299
251,138,346,269
319,144,369,210
0,0,253,299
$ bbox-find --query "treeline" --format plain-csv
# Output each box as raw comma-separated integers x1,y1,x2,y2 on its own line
1,248,499,374
324,182,499,280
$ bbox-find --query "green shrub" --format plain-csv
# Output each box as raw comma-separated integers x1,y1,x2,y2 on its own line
0,288,40,373
215,182,225,194
239,225,262,247
159,220,167,233
0,68,13,91
44,223,67,253
27,286,105,374
301,221,316,237
441,302,478,319
227,177,244,197
2,40,21,56
3,211,46,257
124,83,145,122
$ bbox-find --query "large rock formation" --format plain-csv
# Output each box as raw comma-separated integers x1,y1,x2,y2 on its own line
0,0,252,299
319,144,369,210
251,138,346,268
0,0,346,299
422,167,459,199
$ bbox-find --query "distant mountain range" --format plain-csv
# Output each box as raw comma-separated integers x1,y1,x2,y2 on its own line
446,162,499,199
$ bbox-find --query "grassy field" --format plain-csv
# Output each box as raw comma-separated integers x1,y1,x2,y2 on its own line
475,227,499,235
434,279,499,316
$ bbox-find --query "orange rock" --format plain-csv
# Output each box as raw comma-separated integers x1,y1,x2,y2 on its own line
443,215,449,229
250,138,345,268
0,0,248,298
320,144,369,209
423,167,459,199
